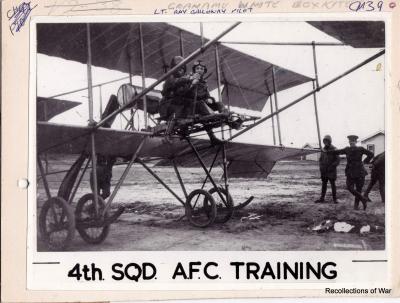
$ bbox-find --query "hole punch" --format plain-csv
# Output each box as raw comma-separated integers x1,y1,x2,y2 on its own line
17,178,29,189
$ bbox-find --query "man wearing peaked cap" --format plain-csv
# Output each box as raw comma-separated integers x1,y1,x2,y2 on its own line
315,135,340,204
327,134,374,210
347,135,359,141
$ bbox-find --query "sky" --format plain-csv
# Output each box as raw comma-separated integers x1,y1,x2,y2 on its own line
37,21,385,148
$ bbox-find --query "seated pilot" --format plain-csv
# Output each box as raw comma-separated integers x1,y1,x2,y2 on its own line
184,61,243,131
159,56,188,121
184,60,227,117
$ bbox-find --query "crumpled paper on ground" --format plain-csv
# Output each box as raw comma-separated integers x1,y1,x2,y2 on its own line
311,219,334,232
334,222,354,233
241,213,262,222
360,225,371,234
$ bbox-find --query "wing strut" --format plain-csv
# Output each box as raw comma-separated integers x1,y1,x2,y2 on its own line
271,66,282,145
86,23,100,216
139,24,148,128
311,41,322,150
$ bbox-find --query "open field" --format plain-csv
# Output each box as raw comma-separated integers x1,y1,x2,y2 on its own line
37,158,385,251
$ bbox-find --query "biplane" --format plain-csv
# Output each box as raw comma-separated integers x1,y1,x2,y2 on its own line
36,21,385,250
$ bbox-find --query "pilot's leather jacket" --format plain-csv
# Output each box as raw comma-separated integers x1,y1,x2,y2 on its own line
319,144,340,180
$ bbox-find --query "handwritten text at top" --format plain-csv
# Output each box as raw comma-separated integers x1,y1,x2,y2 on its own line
7,1,37,35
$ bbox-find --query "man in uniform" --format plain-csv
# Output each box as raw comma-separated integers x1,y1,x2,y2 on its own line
90,155,116,199
90,94,119,199
364,151,385,203
159,56,188,121
160,58,223,144
182,60,242,144
329,135,374,210
315,135,340,204
184,60,227,117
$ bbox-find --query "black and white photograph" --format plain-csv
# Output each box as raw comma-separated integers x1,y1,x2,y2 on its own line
35,20,386,253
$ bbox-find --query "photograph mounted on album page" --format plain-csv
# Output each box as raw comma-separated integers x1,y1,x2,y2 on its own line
1,0,399,301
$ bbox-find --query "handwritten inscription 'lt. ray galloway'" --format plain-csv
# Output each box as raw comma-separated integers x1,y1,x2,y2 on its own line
7,1,37,35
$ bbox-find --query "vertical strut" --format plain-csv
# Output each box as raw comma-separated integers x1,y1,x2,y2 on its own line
311,42,322,149
214,43,225,138
43,102,49,174
214,44,222,103
99,85,103,118
222,142,229,194
269,95,276,145
128,44,134,85
312,41,320,89
271,67,282,145
139,24,148,128
200,22,204,46
86,23,99,216
179,30,185,57
87,24,94,125
312,80,322,149
127,50,135,130
90,134,99,216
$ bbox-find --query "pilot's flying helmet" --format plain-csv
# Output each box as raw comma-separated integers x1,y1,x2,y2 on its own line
323,135,332,143
192,60,207,74
170,56,186,72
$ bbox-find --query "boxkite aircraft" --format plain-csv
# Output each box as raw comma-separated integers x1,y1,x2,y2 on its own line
36,21,385,250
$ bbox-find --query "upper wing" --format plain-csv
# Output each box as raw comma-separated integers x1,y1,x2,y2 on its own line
308,21,385,48
37,97,81,121
37,22,312,112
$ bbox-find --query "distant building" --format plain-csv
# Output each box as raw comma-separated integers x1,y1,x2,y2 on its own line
361,131,385,155
302,143,320,161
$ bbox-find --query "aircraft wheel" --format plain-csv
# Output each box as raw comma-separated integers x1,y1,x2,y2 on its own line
208,187,234,223
185,189,216,228
75,193,110,244
39,197,75,251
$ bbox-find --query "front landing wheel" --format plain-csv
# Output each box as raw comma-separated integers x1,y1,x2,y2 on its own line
208,187,234,223
39,197,75,251
185,189,216,227
75,193,110,244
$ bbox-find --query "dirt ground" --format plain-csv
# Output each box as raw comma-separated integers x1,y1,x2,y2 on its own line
37,159,385,251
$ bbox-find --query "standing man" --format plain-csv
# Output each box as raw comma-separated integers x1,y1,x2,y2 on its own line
364,151,385,203
315,135,340,204
330,135,374,210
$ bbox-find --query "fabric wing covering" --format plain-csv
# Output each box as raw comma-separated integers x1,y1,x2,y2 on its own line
308,21,385,48
37,97,81,121
37,22,311,112
37,122,317,178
